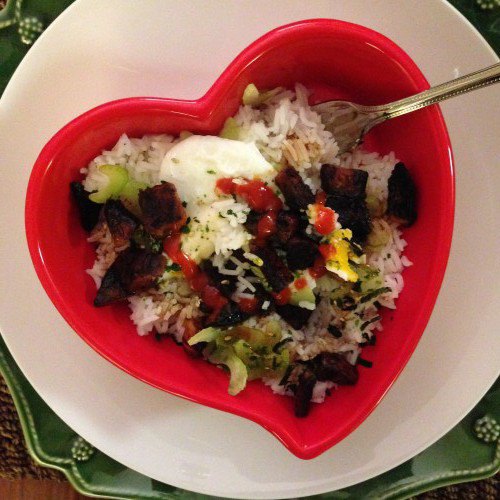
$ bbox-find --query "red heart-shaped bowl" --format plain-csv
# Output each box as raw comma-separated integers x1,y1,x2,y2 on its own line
25,19,454,459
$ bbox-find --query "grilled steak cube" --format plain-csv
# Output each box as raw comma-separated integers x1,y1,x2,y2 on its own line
103,199,138,248
94,265,130,307
114,247,167,293
320,164,368,198
326,194,371,244
275,304,313,330
138,182,187,238
273,210,299,245
285,236,318,270
293,368,317,418
245,210,300,246
275,167,314,210
201,261,237,298
244,210,261,236
207,301,249,327
387,162,417,226
252,283,275,316
250,244,293,292
70,181,102,232
309,352,359,385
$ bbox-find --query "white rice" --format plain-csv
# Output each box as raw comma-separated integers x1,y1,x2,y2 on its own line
83,84,412,407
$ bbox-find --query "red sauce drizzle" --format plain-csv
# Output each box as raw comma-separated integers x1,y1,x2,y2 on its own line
215,177,235,195
217,177,283,246
164,234,228,315
318,243,335,261
312,190,336,236
314,206,336,235
309,256,327,279
272,287,291,306
216,178,282,212
163,234,198,279
238,297,259,313
294,277,307,290
316,191,327,205
257,211,277,240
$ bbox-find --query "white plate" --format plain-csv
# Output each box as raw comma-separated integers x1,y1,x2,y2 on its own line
0,0,499,498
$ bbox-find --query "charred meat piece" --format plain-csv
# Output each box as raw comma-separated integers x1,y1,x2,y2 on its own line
245,209,300,246
201,261,237,298
244,210,261,236
114,247,167,293
207,301,249,328
320,164,368,198
285,236,319,270
325,195,371,244
250,244,293,292
275,167,315,210
275,304,313,330
255,288,275,316
272,210,300,245
182,318,204,358
103,199,138,248
387,162,417,226
294,368,317,417
309,352,359,385
138,182,187,238
70,181,102,232
131,227,162,254
94,266,130,307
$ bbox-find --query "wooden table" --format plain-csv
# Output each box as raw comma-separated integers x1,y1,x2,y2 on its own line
0,478,87,499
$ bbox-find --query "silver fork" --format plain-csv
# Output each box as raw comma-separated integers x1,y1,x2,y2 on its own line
313,63,500,154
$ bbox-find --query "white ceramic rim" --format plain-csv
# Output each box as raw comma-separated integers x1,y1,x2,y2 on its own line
0,1,499,498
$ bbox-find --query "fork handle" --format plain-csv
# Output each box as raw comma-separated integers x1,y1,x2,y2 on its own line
368,62,500,124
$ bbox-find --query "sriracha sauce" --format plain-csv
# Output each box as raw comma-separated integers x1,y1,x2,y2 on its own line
163,234,228,316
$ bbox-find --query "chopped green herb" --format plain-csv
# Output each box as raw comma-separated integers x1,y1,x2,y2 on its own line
132,227,162,253
182,201,187,207
165,263,181,272
360,316,381,331
181,225,191,234
351,243,364,257
206,169,216,174
359,332,377,346
360,287,391,303
272,337,292,353
327,325,342,338
357,357,373,368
